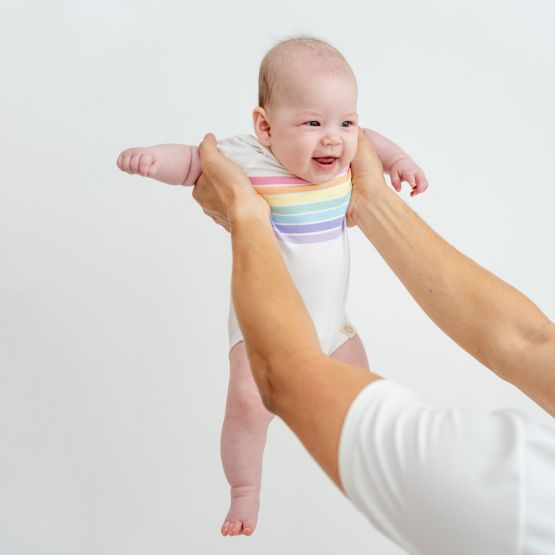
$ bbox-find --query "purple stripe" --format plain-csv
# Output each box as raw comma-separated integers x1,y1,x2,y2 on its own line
273,216,344,234
275,224,345,244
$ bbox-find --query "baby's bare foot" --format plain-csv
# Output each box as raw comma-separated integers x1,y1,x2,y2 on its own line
221,485,260,537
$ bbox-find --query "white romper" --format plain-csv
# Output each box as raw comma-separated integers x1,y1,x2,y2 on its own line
218,135,357,354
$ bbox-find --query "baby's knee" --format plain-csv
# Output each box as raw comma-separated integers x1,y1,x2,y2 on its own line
228,388,273,424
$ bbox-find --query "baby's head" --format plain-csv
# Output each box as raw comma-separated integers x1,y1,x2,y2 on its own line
253,36,359,184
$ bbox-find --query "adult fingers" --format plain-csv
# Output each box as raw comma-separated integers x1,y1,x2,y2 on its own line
212,216,231,232
198,133,219,161
351,129,384,176
191,174,205,205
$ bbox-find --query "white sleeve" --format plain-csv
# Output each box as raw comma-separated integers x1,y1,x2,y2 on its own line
339,380,526,555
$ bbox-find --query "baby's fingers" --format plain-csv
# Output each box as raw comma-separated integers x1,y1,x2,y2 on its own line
128,154,143,174
409,173,429,197
146,159,159,177
117,151,136,173
416,173,429,194
136,153,155,176
118,150,137,174
407,174,421,198
390,170,402,192
117,149,154,176
116,152,124,171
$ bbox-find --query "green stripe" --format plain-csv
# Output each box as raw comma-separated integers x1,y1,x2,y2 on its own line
270,191,351,215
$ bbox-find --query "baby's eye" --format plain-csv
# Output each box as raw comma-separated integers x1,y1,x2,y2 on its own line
341,121,354,128
304,121,320,127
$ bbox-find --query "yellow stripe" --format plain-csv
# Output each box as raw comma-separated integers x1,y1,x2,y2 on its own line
263,179,351,207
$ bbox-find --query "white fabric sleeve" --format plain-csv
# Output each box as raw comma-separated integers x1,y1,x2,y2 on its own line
339,380,527,555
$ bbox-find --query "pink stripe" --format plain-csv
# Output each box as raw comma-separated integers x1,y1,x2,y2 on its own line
249,168,350,187
250,175,309,185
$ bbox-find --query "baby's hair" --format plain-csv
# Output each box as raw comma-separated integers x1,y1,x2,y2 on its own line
258,35,353,109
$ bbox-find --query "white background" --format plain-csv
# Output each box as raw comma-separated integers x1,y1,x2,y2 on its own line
1,1,554,554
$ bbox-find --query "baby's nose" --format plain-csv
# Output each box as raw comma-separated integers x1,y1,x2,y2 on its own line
322,133,341,146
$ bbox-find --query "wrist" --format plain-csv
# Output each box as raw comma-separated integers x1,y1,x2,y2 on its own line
389,156,411,171
229,197,270,231
349,182,394,228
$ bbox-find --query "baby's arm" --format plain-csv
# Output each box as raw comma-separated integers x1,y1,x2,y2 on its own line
116,144,201,186
363,128,428,196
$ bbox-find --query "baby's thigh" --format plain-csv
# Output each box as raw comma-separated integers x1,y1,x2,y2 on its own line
330,334,370,370
228,341,266,407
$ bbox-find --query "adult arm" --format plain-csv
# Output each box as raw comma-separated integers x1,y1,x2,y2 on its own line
116,144,201,185
348,131,555,416
193,135,381,489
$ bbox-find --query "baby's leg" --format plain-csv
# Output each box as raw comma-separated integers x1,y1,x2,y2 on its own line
330,333,370,369
220,341,274,537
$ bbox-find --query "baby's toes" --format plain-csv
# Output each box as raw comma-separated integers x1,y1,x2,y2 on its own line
243,520,256,536
221,520,232,536
231,521,243,536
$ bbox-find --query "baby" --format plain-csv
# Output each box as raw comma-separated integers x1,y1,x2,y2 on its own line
117,36,428,537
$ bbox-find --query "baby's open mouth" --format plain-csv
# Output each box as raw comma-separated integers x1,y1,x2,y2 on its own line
312,156,337,166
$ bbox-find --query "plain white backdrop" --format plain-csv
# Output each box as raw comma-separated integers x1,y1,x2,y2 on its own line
1,1,554,554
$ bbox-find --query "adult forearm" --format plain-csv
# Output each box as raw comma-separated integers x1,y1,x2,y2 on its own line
229,211,380,486
230,213,323,412
356,185,555,414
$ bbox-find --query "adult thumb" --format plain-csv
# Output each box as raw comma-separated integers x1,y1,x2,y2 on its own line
199,132,218,159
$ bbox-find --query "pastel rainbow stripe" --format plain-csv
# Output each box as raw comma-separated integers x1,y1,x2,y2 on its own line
250,171,352,244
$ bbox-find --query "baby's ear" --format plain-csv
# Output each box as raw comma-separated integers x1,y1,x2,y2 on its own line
252,107,272,147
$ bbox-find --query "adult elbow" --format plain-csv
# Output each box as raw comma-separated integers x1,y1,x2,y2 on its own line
245,351,279,414
494,318,555,383
257,351,322,417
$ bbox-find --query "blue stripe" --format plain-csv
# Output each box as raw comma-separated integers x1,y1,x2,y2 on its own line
270,191,351,215
271,202,349,224
274,216,344,234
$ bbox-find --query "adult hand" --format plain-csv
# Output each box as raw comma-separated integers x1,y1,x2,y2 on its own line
193,133,270,231
346,129,389,228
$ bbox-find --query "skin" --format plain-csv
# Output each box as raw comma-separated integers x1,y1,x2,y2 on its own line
221,332,369,535
115,130,429,193
252,68,360,185
194,133,381,488
217,64,377,534
193,130,555,495
115,55,428,537
345,137,555,417
116,55,429,195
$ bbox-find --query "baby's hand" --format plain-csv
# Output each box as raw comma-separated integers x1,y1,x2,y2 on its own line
116,147,159,178
389,158,429,197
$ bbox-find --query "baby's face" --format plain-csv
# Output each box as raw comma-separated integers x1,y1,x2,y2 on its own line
262,71,358,184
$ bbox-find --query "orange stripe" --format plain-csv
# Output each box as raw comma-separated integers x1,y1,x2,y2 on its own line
253,172,350,196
